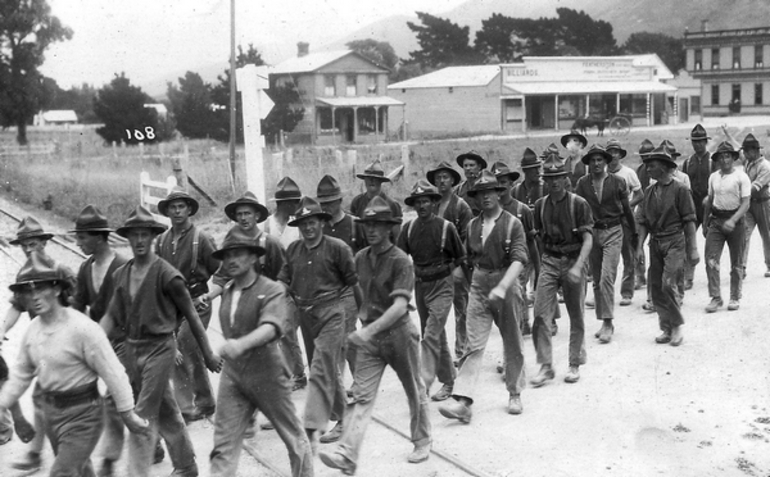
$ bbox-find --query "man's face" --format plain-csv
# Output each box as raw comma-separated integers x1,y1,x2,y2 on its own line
19,237,46,257
544,175,567,195
645,160,666,180
566,138,583,153
298,216,323,242
320,199,342,217
222,248,257,279
413,197,435,220
498,176,514,194
478,189,499,212
75,232,102,256
692,139,707,154
524,167,541,182
462,159,482,180
235,205,258,232
364,178,382,196
277,199,300,215
608,149,623,168
717,153,735,172
20,282,58,316
126,228,156,258
434,171,456,194
167,199,191,226
744,147,760,161
589,154,608,175
363,221,390,247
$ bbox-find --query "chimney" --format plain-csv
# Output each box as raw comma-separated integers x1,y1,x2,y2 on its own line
297,42,309,57
701,19,709,32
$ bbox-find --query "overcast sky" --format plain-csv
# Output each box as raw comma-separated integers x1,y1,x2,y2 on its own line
41,0,467,90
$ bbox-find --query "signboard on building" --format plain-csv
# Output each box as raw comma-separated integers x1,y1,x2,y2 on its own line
503,58,653,85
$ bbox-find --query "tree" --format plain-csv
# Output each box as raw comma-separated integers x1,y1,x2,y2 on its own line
555,8,618,56
93,73,164,145
0,0,72,144
346,39,399,72
623,32,685,73
474,13,521,63
262,82,304,145
167,72,217,139
406,12,484,68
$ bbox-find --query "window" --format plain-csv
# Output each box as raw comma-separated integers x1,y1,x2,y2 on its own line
733,46,741,69
711,84,719,105
367,75,377,94
324,75,335,96
346,75,357,96
756,83,763,105
358,108,377,133
732,84,741,102
756,45,764,68
711,48,720,70
691,96,701,115
449,87,454,93
694,49,703,70
318,107,334,131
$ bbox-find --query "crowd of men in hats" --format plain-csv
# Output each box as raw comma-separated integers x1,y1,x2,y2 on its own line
0,121,768,477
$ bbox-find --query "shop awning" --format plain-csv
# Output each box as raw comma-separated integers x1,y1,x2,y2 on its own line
317,96,404,107
502,81,677,96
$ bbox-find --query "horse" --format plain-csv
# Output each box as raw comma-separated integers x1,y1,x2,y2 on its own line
571,116,607,136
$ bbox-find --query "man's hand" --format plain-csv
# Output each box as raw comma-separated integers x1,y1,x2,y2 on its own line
688,249,700,266
219,340,244,361
567,264,582,284
120,410,150,435
722,219,736,233
348,328,375,351
204,352,223,373
488,285,507,301
175,350,184,366
193,295,211,313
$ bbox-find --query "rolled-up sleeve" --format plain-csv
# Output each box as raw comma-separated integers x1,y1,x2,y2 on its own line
389,254,414,302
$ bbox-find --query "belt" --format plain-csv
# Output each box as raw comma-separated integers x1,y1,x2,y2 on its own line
474,265,509,273
127,332,174,344
711,208,738,219
544,249,580,259
593,218,621,229
41,381,99,409
650,230,683,240
293,288,344,308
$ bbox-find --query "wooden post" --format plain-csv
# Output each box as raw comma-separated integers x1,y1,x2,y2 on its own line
236,64,273,204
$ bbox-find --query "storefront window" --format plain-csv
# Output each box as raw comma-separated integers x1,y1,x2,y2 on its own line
558,96,585,119
358,108,377,133
618,94,647,117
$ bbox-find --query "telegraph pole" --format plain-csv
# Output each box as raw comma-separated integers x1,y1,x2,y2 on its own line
228,0,237,190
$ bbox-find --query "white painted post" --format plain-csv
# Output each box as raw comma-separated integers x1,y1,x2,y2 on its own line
236,64,274,204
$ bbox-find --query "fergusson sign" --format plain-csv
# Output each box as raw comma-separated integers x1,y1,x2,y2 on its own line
502,58,654,84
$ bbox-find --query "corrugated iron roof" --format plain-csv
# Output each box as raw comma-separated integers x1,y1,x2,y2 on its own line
388,65,500,90
271,50,356,74
317,96,404,107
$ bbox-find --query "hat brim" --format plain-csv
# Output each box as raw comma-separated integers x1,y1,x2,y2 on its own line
456,154,488,169
288,211,333,227
520,161,543,169
467,186,507,197
561,134,588,148
607,148,627,159
212,243,265,260
426,168,461,186
316,194,344,204
224,202,269,223
157,197,200,217
542,170,569,177
713,151,740,161
356,173,391,182
354,216,401,225
404,193,442,207
643,155,678,167
581,151,612,164
9,233,54,246
689,135,711,141
115,223,167,238
9,277,61,292
69,226,114,233
495,171,521,182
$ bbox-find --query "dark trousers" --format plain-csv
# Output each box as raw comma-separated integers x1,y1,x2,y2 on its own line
336,318,431,465
298,298,350,430
174,305,215,415
452,267,469,359
705,217,745,301
620,219,636,299
281,299,306,378
414,275,456,391
210,368,313,477
649,234,686,332
42,390,104,477
743,200,770,272
126,336,197,477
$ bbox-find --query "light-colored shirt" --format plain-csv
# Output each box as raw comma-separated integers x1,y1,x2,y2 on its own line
709,169,751,211
612,165,642,201
264,216,300,248
0,308,134,412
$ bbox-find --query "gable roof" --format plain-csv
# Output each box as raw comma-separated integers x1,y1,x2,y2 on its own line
389,65,500,90
271,50,386,75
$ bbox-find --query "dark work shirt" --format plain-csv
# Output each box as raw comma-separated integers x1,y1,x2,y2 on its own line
155,223,220,286
534,192,594,253
512,180,547,210
278,235,358,302
636,163,651,190
436,194,473,243
500,195,536,238
455,179,481,216
396,215,465,269
682,151,716,198
355,244,413,325
323,213,358,252
574,173,629,225
108,257,184,339
73,253,128,324
638,179,697,236
466,210,528,270
565,153,585,191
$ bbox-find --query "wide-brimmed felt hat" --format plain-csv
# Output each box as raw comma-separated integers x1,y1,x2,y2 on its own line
212,226,265,260
660,140,682,158
605,139,627,159
456,151,487,170
637,139,655,156
157,187,199,217
689,123,711,141
404,179,441,207
288,196,332,226
10,216,54,245
316,175,344,203
467,170,506,197
742,133,762,150
356,160,392,182
426,161,462,186
225,191,269,223
581,144,612,164
116,205,168,237
643,144,677,168
273,177,302,202
539,143,561,160
712,141,740,161
9,251,64,292
70,205,114,233
490,161,521,182
542,153,568,177
355,196,401,225
561,130,587,148
520,148,542,169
